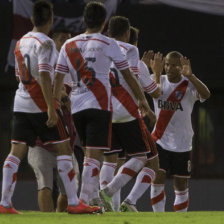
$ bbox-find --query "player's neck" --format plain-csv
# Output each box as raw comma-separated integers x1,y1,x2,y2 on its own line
85,28,102,34
167,75,182,83
32,26,50,36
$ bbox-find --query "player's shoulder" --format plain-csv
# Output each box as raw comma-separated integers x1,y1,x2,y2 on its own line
117,41,137,52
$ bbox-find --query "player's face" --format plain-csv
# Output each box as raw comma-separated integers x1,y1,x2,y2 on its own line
55,33,71,51
164,56,182,80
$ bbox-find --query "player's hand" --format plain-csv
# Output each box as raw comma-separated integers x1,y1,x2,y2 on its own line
180,56,193,78
150,52,164,77
141,50,154,68
46,107,58,127
138,99,151,117
61,95,71,113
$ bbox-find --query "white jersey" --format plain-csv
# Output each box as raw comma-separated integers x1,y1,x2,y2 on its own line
151,75,205,152
138,60,158,94
111,41,140,123
14,32,57,113
55,33,129,114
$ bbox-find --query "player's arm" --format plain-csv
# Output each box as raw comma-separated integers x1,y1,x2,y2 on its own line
120,68,155,120
39,71,58,127
142,51,163,98
180,57,211,99
53,72,65,106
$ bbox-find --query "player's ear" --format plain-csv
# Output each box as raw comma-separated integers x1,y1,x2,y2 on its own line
31,16,34,25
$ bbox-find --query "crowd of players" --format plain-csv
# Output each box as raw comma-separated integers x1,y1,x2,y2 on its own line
0,0,210,214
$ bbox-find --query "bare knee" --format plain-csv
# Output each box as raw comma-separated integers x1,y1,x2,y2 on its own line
153,169,166,184
174,177,189,191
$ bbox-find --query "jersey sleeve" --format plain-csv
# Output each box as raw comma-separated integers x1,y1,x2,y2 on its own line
37,39,56,74
139,61,158,94
55,44,69,76
107,39,129,71
127,46,140,76
188,80,206,103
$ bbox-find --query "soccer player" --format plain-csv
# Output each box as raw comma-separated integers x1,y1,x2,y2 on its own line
147,51,211,212
27,28,80,212
0,0,99,214
53,2,150,207
118,26,163,212
98,16,157,212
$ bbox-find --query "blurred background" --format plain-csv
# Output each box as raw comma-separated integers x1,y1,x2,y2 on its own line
0,0,223,211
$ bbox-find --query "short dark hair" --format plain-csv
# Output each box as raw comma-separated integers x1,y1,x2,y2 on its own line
83,1,106,29
167,51,183,59
32,0,53,27
129,26,139,45
108,16,130,38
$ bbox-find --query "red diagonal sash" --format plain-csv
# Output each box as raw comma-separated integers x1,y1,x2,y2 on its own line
152,80,189,141
65,41,108,111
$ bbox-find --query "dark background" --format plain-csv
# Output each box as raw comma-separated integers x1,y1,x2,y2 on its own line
0,1,223,181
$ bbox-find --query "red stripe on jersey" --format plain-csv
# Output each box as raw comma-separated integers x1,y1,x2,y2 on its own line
75,38,109,45
152,80,189,141
14,40,58,112
110,72,139,118
22,36,43,44
65,40,108,111
119,44,128,51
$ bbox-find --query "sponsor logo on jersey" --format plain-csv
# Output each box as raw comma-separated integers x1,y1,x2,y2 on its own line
158,99,183,111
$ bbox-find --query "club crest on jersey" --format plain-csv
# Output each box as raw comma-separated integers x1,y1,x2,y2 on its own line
175,91,183,100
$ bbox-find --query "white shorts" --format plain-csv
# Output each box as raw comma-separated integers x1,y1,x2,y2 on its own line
28,146,80,194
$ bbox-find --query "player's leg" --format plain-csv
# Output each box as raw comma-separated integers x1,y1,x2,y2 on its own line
121,130,159,211
151,144,169,212
0,112,33,214
39,110,99,214
73,109,111,206
28,146,55,212
172,151,191,212
100,119,149,210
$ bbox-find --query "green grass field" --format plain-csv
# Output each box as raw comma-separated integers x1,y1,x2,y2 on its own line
0,212,224,224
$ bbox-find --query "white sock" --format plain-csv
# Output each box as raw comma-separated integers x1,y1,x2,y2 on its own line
1,154,20,207
151,184,166,212
105,157,146,197
100,162,117,189
174,189,189,212
57,155,79,206
127,167,155,204
79,158,100,204
112,189,121,212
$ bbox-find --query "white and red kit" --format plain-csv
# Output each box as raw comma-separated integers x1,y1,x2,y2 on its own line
152,75,205,152
14,32,58,113
55,33,129,114
111,42,158,123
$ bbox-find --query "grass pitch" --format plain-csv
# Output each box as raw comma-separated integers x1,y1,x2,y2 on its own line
0,211,224,224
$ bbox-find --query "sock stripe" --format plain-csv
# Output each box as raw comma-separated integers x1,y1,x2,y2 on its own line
121,167,137,177
57,159,72,162
151,190,165,205
142,168,155,178
103,162,117,169
84,158,100,168
6,157,20,166
174,198,189,211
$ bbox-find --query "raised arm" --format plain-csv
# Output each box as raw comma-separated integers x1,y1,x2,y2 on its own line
180,57,211,99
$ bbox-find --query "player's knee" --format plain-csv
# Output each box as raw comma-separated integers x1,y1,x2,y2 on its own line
174,177,188,191
153,169,166,184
